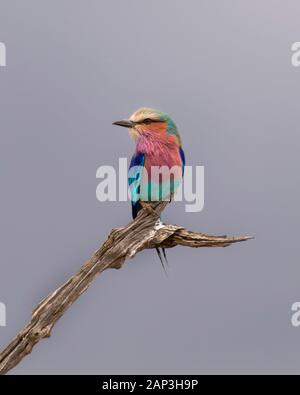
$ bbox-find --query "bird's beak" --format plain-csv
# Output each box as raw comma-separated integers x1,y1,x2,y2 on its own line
112,119,134,128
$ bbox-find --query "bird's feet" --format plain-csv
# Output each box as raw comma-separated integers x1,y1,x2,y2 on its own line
154,218,165,230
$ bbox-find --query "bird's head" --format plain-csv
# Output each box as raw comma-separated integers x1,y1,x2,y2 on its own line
113,107,181,146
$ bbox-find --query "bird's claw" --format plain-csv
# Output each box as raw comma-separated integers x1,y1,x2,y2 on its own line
154,218,165,230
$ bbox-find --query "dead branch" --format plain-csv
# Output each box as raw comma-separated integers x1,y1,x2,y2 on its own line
0,202,253,374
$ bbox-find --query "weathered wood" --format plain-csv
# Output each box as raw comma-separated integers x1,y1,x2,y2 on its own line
0,202,253,374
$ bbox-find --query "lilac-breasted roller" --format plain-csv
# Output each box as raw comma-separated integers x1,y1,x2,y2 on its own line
113,107,185,270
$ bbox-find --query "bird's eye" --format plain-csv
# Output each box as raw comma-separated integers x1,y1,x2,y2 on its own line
143,118,152,124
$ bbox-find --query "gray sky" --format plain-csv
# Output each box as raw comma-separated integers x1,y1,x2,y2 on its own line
0,0,300,374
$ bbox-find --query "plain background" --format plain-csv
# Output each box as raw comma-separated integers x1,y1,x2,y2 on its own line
0,0,300,374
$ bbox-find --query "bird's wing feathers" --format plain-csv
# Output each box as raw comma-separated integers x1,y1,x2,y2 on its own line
128,152,145,218
179,147,185,174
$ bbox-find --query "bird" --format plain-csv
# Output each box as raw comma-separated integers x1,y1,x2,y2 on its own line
113,107,185,271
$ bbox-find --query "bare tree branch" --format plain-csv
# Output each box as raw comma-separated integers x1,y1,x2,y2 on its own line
0,202,253,374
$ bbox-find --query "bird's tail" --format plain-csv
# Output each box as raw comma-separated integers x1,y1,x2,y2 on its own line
155,247,168,275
